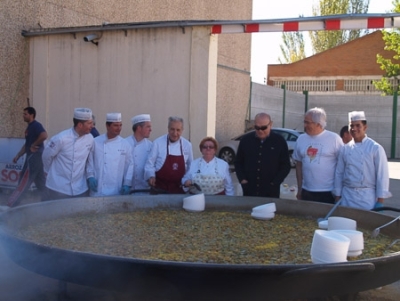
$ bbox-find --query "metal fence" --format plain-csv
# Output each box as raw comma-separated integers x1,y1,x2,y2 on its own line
250,82,399,158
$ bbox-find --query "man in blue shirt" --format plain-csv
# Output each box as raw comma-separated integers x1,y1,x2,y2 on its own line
6,107,48,207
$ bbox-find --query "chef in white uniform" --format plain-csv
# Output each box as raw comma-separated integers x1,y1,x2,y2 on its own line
334,111,392,210
125,114,153,191
86,113,134,197
42,108,94,200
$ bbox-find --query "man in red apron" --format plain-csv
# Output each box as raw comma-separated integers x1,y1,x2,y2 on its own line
145,116,193,194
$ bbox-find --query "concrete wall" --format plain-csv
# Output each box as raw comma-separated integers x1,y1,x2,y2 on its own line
0,0,251,148
251,83,305,130
251,83,400,158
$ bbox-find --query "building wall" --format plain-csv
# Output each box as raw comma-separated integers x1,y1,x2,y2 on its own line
267,31,396,94
29,26,218,154
0,0,251,145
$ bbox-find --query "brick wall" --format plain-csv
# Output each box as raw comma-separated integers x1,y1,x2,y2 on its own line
267,31,395,83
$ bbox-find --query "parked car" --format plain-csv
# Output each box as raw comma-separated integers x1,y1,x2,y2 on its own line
218,128,302,168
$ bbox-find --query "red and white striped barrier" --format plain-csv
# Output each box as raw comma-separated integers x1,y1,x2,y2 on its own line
211,15,400,34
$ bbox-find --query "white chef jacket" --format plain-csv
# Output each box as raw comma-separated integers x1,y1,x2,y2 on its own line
125,135,153,190
144,134,193,180
181,157,235,196
87,134,133,197
334,135,392,210
42,127,94,196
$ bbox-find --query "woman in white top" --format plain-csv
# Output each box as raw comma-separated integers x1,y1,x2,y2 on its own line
182,137,234,196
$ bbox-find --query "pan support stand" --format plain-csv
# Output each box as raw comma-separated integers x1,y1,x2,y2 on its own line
57,280,70,301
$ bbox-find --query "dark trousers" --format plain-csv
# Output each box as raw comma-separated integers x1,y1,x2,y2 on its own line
7,152,47,207
301,188,335,204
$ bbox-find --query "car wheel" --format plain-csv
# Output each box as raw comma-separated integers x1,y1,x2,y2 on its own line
289,151,296,168
219,147,235,165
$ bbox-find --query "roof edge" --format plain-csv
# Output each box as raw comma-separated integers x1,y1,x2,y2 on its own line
21,13,400,37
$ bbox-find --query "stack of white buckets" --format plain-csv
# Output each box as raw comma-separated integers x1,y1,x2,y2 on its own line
311,217,364,264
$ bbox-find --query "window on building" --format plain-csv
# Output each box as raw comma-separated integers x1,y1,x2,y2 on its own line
273,80,336,92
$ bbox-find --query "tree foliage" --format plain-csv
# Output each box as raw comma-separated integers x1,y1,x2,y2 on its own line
309,0,369,54
374,0,400,95
279,0,369,63
279,31,306,64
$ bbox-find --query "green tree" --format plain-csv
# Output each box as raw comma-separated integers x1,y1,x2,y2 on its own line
309,0,370,54
279,31,307,64
374,0,400,95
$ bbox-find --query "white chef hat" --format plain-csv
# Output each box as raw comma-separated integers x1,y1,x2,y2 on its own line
349,111,366,122
106,112,122,122
74,108,92,121
131,114,151,125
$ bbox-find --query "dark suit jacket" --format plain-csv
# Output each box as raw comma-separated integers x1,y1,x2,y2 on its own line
234,131,291,197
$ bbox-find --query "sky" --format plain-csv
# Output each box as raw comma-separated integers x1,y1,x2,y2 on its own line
251,0,395,84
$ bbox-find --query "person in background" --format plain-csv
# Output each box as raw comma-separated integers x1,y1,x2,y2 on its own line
125,114,153,192
42,108,94,200
293,107,343,204
145,116,193,194
90,115,100,138
5,107,48,208
234,113,291,198
86,113,133,196
340,125,352,144
182,137,234,195
334,111,392,210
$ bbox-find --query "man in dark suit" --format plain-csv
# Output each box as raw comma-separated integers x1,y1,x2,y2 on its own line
234,113,291,198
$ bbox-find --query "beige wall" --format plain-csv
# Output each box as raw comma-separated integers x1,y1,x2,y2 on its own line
0,0,252,146
29,26,218,158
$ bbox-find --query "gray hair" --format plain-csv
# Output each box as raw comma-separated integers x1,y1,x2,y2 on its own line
306,107,327,129
168,116,184,128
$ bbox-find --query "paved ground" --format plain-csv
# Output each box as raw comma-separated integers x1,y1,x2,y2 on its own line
0,161,399,300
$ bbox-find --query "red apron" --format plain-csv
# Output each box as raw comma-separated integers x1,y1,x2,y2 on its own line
155,138,185,194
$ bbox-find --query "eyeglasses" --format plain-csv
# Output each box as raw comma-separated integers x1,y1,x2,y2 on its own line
254,123,271,131
202,145,215,150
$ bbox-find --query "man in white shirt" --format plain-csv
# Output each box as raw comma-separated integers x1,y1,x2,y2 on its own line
42,108,94,200
125,114,153,191
145,116,193,194
86,113,133,197
334,111,392,210
293,107,343,204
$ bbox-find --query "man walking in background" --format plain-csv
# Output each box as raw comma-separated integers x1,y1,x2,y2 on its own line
293,107,343,204
5,107,48,209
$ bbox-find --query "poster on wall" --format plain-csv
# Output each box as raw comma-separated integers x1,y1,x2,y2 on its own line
0,162,24,188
